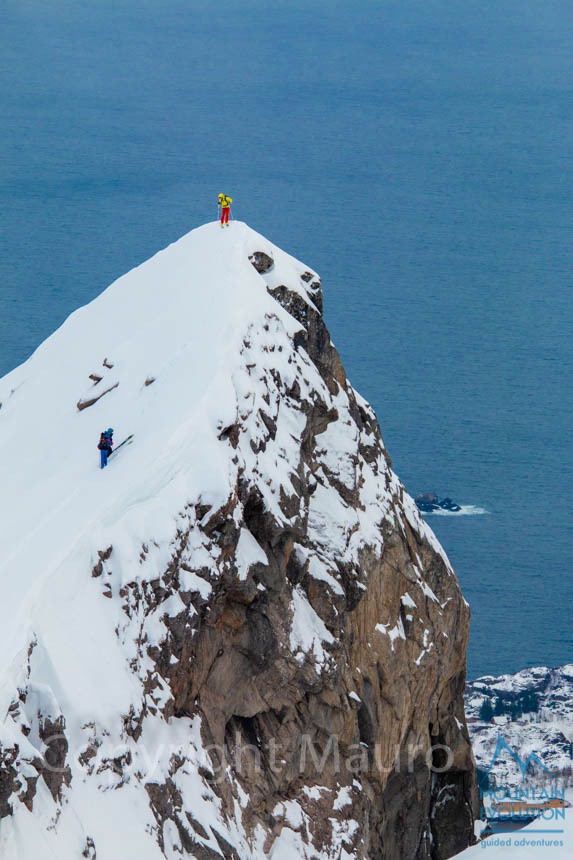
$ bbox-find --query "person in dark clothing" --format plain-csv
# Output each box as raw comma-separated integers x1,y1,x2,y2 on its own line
98,428,114,469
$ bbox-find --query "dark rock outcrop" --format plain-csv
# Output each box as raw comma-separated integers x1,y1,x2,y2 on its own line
134,274,478,857
249,251,274,274
0,745,19,819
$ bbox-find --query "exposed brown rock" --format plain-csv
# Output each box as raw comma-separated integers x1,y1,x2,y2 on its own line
36,715,72,800
0,745,19,819
91,545,113,578
136,278,478,858
77,382,118,412
248,251,274,274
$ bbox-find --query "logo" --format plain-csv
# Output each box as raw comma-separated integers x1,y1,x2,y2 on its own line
477,734,569,849
484,734,554,781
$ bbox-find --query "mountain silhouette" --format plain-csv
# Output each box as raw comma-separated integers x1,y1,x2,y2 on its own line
486,733,553,779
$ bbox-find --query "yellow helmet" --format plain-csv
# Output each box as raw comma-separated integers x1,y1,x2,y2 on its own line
218,193,225,199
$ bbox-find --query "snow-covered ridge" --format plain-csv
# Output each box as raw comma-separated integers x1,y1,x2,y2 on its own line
0,223,314,670
0,221,474,858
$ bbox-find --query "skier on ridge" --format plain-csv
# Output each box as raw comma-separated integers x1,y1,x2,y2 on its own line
98,428,114,469
218,193,233,227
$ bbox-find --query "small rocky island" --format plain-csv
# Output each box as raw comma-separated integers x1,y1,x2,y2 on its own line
416,492,461,513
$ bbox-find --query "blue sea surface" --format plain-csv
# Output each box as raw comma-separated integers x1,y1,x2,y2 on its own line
1,0,572,678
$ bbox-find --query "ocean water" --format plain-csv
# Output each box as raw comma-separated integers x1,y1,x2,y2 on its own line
1,0,572,679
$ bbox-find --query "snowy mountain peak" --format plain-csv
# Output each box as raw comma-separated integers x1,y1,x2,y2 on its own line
0,223,475,858
0,221,317,663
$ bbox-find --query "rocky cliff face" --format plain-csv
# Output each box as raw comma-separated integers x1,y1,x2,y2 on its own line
0,223,476,858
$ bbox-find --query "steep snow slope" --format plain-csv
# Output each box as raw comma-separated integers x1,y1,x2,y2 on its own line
0,224,295,662
0,222,475,859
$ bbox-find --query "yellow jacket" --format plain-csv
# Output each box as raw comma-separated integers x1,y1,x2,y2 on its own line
219,196,232,209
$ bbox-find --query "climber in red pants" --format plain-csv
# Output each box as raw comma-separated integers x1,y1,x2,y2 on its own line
218,193,233,227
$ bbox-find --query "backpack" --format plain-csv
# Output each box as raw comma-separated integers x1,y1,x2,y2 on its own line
98,433,112,451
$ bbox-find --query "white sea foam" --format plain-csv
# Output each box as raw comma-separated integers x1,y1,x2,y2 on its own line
422,505,490,517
